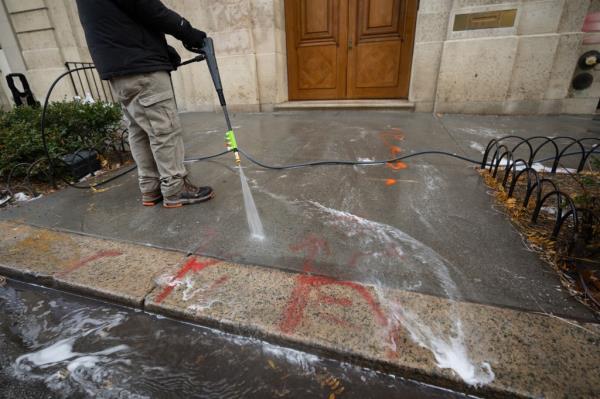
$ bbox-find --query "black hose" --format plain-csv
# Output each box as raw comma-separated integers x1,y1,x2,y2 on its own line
64,150,234,190
184,148,588,170
236,148,481,169
184,149,233,162
62,164,137,190
49,143,599,189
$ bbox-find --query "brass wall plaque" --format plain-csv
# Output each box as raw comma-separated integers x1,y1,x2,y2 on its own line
453,9,517,31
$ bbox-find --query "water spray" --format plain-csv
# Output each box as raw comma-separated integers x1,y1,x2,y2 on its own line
186,38,264,239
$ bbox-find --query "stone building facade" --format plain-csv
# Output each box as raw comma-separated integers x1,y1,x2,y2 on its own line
0,0,598,115
412,0,600,114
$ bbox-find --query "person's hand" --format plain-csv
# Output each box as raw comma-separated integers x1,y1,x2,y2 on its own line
166,45,181,69
183,28,206,52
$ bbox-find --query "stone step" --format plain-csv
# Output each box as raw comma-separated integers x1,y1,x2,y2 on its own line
274,99,415,111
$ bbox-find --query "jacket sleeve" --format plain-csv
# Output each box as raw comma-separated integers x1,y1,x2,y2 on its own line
111,0,196,42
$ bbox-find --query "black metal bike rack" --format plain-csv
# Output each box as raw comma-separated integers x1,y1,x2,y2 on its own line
482,135,600,309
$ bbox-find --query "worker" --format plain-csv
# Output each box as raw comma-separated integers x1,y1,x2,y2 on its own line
75,0,214,208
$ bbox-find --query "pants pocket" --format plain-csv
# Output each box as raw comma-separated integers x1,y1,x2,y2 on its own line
139,91,179,135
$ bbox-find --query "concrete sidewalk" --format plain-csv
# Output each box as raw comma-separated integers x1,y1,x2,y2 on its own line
1,111,596,319
1,111,599,397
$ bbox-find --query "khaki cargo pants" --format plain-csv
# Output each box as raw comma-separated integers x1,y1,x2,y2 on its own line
110,71,186,197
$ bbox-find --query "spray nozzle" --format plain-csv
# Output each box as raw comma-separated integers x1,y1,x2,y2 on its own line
225,130,238,151
225,130,241,165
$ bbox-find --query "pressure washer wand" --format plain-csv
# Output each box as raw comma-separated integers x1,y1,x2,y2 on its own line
192,38,241,165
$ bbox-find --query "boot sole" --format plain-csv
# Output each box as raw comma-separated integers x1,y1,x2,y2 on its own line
143,200,162,206
142,197,163,207
163,192,215,208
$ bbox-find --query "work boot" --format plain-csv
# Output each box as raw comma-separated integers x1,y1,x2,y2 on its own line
163,179,214,208
142,191,163,207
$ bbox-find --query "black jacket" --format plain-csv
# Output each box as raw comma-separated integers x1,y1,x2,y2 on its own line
76,0,196,80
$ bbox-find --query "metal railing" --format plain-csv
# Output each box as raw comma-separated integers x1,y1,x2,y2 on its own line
65,62,115,103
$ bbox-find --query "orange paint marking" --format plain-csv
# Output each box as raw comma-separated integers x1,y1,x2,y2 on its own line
379,129,409,171
387,161,408,170
379,130,405,151
390,145,402,156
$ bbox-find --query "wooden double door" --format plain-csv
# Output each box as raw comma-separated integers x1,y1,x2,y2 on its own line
285,0,418,101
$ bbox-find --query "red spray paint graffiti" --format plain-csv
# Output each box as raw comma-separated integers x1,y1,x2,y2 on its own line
155,257,221,304
317,292,353,307
279,235,387,334
289,234,330,273
191,226,219,255
280,273,388,333
189,274,230,305
192,226,241,260
57,249,123,276
347,251,367,268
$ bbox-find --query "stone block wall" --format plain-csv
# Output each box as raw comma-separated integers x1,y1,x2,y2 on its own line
567,1,600,113
1,0,91,101
410,0,599,114
0,0,287,112
164,0,288,112
1,0,597,115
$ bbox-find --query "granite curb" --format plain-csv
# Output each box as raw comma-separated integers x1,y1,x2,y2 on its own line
0,220,598,398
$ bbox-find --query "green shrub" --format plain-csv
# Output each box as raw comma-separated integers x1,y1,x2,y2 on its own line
0,101,123,177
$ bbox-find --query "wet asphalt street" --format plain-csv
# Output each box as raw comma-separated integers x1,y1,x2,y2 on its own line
0,279,470,399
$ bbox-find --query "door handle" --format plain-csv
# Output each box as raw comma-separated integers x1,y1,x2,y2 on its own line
348,38,353,49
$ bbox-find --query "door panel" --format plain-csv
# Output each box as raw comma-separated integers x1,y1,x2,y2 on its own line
297,46,338,89
285,0,348,100
302,0,331,37
285,0,417,100
355,41,401,88
361,0,402,35
347,0,417,98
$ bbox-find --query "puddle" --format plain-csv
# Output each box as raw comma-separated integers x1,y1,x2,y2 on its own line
0,280,471,398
